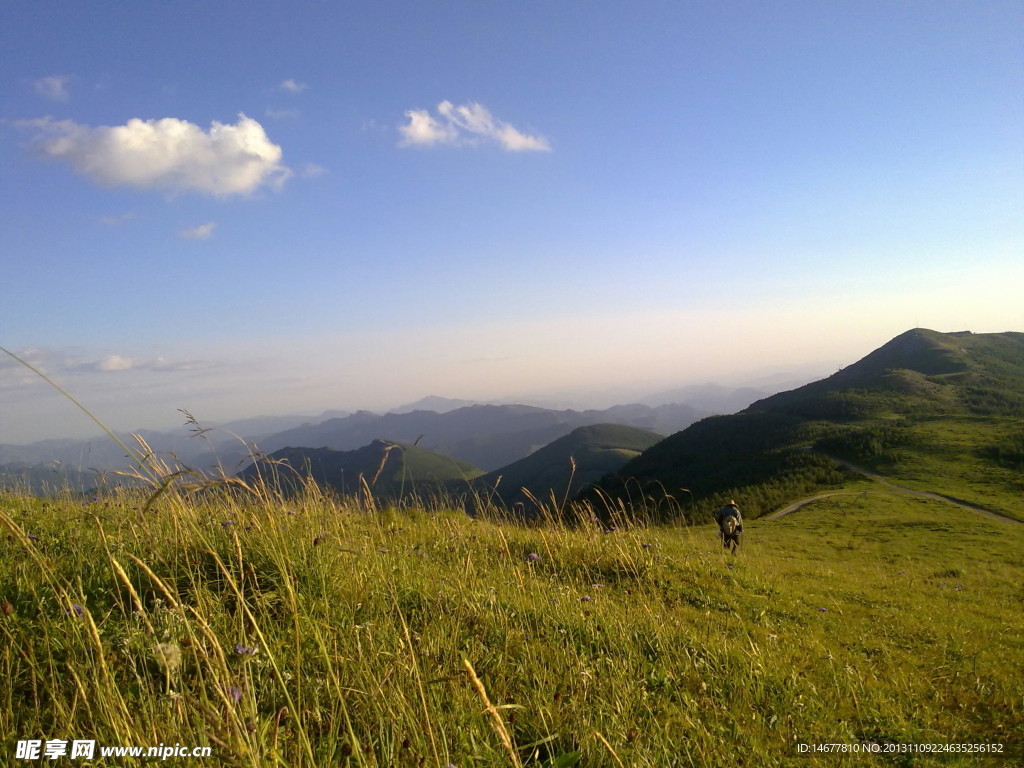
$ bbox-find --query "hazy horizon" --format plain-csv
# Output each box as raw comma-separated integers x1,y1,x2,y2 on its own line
0,325,1013,445
3,1,1022,445
2,339,839,444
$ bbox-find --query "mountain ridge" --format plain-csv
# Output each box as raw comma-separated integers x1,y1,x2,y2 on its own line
589,329,1024,522
248,402,706,472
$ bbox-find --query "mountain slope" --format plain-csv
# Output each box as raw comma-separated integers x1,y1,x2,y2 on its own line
239,440,483,498
475,423,664,513
590,329,1024,522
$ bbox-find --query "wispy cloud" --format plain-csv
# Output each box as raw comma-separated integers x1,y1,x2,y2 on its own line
99,212,136,226
0,348,212,387
399,101,551,152
93,354,134,372
279,79,308,93
298,163,327,178
22,114,290,197
265,107,300,120
75,354,209,373
33,75,71,102
179,221,216,240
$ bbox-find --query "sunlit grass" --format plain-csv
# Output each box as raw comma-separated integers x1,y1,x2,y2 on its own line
879,419,1024,520
2,482,1021,766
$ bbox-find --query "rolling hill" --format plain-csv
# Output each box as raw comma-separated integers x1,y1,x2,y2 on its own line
589,329,1024,522
474,423,664,514
238,439,483,499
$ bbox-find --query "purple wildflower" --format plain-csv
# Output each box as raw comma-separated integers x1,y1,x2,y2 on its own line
27,534,39,542
69,603,85,617
580,595,593,602
817,607,828,613
228,685,243,703
526,552,541,562
221,520,235,528
234,643,258,656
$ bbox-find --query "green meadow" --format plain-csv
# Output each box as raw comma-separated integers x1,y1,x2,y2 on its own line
2,484,1021,767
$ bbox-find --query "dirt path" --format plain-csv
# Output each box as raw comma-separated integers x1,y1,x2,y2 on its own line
766,455,1023,525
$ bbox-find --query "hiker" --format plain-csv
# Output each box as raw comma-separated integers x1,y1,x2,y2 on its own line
714,499,743,551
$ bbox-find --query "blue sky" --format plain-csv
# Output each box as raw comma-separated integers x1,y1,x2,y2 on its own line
2,0,1022,443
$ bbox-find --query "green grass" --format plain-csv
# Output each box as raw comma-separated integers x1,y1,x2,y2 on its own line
2,484,1021,767
827,417,1024,521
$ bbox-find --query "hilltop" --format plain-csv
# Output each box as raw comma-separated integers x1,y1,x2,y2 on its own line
475,423,664,513
238,440,483,499
592,329,1024,521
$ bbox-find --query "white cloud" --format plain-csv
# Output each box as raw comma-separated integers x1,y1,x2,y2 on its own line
398,101,550,151
179,221,216,240
1,347,212,382
399,109,459,147
24,114,290,197
279,79,308,93
34,75,70,102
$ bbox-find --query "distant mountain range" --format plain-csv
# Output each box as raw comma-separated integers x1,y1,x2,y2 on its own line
10,328,1020,526
0,379,824,496
251,402,705,472
0,413,329,493
234,423,665,513
635,383,770,411
391,396,481,414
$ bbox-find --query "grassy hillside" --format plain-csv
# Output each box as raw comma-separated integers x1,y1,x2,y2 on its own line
2,487,1021,766
239,440,483,499
475,424,663,514
595,330,1024,522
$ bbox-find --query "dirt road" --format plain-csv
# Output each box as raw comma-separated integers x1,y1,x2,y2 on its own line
766,455,1023,525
